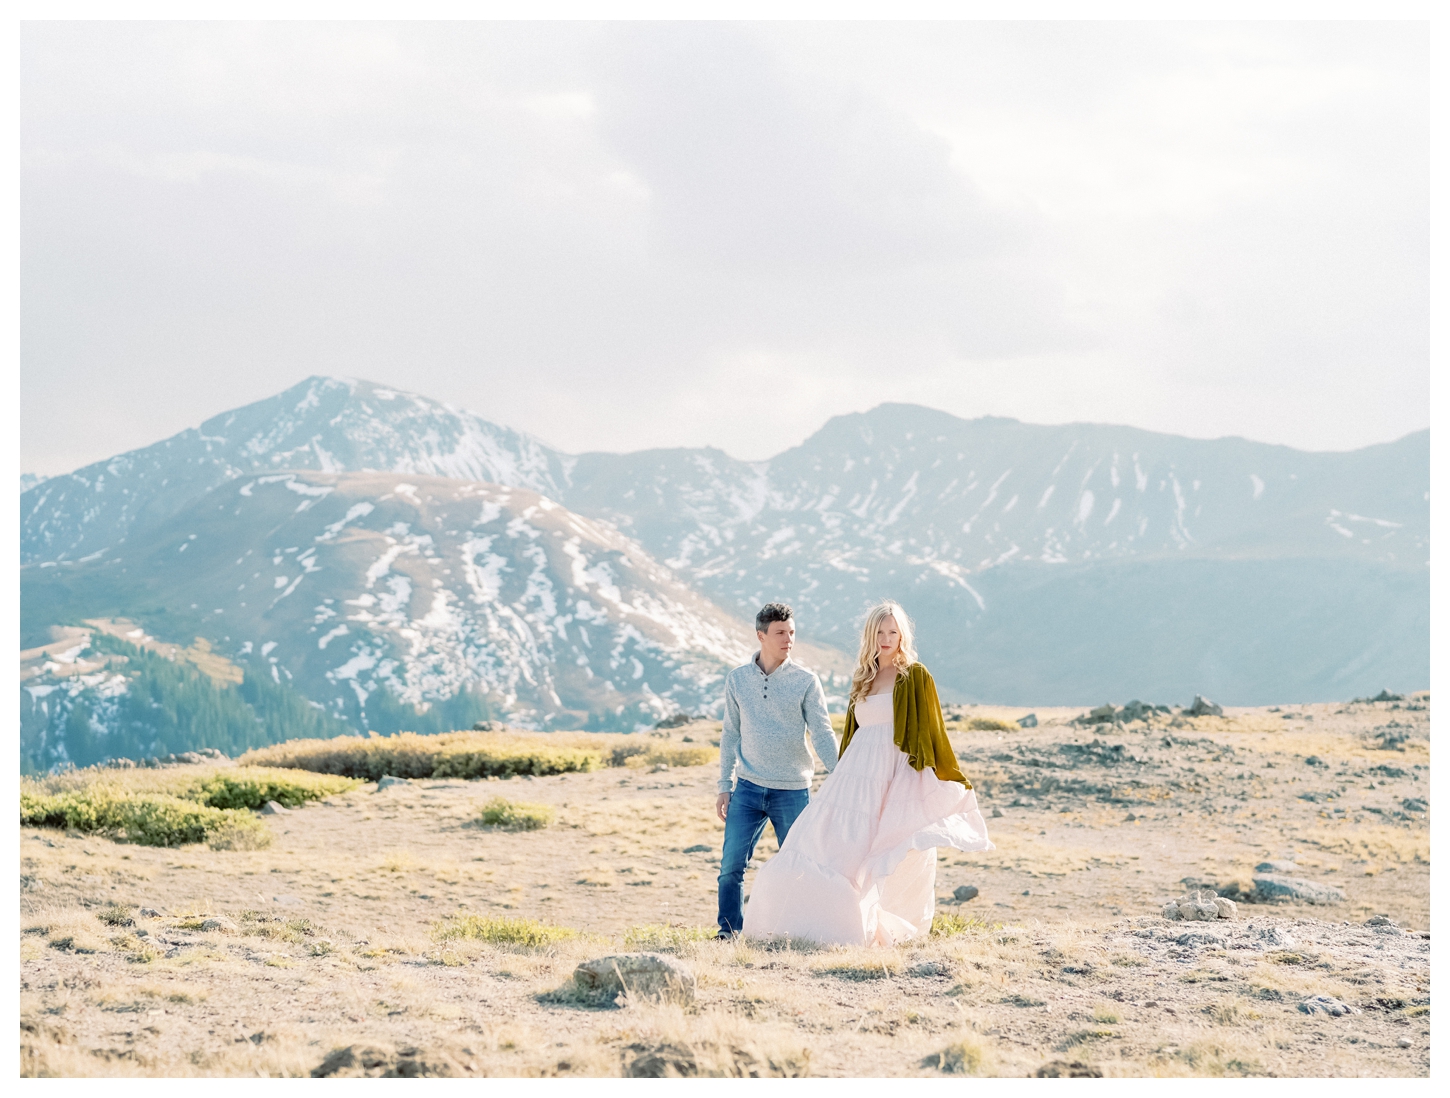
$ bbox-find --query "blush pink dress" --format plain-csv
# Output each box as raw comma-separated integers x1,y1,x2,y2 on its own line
741,690,993,947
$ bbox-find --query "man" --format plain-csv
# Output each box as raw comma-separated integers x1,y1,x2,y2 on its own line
714,602,838,937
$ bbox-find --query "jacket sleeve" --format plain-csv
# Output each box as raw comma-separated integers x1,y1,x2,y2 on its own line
719,673,741,794
904,664,970,788
802,673,838,772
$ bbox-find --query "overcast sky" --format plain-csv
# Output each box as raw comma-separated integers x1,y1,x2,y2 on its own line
20,20,1429,476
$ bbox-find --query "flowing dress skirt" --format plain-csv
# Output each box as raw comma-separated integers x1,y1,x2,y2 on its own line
741,693,993,947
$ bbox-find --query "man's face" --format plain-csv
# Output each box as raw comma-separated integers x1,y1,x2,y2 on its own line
758,619,795,661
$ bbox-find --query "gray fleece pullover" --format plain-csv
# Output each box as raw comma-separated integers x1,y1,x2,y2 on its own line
718,655,838,794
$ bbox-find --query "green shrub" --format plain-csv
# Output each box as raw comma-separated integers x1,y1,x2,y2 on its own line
240,731,606,780
966,717,1018,732
432,915,578,949
20,787,268,848
478,796,554,831
931,912,995,937
181,769,358,809
622,924,716,952
623,744,717,769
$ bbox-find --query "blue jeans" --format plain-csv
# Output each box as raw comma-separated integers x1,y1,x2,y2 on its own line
717,778,810,935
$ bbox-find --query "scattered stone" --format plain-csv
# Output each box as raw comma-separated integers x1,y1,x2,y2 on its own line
1299,995,1355,1018
199,917,237,933
1016,712,1038,728
574,953,696,1005
1252,875,1346,906
952,885,980,903
623,1042,697,1078
1255,860,1300,874
1253,925,1297,949
1036,1060,1102,1078
1185,695,1223,717
259,801,290,815
1163,887,1233,921
375,775,408,790
312,1044,461,1078
907,960,953,978
682,844,712,854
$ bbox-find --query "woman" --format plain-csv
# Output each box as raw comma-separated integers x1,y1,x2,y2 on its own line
740,601,993,946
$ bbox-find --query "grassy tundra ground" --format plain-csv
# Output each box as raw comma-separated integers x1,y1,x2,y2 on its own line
20,697,1429,1077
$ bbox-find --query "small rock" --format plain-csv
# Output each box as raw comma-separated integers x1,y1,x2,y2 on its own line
259,801,290,815
1213,897,1237,919
200,917,237,932
682,844,712,854
376,775,408,790
1254,925,1297,949
1252,875,1346,906
1016,712,1038,728
1087,703,1116,723
990,806,1004,818
952,885,979,903
1035,1060,1102,1078
1186,694,1223,717
574,953,696,1005
1397,1038,1412,1049
1299,995,1355,1018
907,960,953,978
139,908,161,918
1255,860,1300,873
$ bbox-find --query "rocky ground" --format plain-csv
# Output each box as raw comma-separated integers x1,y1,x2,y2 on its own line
19,695,1430,1076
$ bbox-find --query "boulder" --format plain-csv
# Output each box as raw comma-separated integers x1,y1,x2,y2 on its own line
1120,699,1149,722
1087,703,1116,724
1185,695,1223,717
1016,713,1038,729
471,720,506,731
259,801,290,815
574,953,696,1005
1252,875,1346,906
952,885,980,903
1212,897,1237,919
375,775,408,790
1299,995,1355,1018
990,806,1004,818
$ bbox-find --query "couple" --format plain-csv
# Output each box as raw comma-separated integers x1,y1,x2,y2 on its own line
714,600,993,946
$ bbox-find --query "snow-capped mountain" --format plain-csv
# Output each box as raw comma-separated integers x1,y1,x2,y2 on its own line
21,377,1428,707
24,471,849,732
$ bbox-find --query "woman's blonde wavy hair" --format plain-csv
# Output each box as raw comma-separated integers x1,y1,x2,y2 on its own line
848,600,918,706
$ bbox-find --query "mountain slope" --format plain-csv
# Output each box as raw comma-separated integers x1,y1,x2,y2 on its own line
23,471,848,736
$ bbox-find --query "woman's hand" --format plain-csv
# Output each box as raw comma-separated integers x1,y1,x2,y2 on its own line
715,792,731,821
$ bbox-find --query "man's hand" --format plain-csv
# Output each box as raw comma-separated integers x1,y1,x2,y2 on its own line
715,792,731,821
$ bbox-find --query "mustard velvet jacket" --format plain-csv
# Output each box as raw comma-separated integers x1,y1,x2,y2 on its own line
839,662,971,788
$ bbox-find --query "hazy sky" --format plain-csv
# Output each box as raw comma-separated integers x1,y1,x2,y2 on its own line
21,20,1429,476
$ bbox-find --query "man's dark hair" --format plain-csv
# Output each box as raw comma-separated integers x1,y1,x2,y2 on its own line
755,603,794,634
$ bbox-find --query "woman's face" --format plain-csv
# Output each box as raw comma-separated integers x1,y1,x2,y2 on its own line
876,615,901,662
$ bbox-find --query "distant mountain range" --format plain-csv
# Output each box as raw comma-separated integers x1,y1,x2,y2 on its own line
21,376,1428,765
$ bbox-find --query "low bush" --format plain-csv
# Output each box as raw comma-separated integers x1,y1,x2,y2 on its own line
931,912,995,937
965,717,1018,732
20,787,270,849
623,744,718,769
478,796,555,831
622,924,716,952
181,769,358,809
240,730,608,780
432,914,578,949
